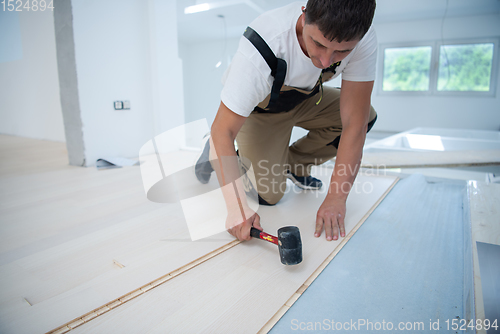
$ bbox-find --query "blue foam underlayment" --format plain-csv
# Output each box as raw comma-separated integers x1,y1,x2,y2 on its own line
271,174,466,333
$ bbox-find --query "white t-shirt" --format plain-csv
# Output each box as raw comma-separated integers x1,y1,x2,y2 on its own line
221,2,377,117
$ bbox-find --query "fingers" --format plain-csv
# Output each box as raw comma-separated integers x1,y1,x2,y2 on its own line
252,214,263,231
324,217,333,241
241,216,254,241
240,214,261,241
331,219,339,241
327,215,343,241
338,213,345,238
315,216,323,238
316,212,344,241
228,226,239,240
231,220,249,241
231,226,247,241
229,213,261,241
227,221,244,241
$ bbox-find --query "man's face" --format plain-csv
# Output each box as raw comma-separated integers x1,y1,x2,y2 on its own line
301,20,359,69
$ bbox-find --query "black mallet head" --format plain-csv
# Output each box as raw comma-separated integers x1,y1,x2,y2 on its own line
250,226,302,265
277,226,302,265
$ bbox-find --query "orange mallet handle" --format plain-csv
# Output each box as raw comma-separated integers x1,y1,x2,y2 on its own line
250,227,279,246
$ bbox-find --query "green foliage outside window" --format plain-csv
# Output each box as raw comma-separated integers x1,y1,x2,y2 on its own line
383,46,432,91
438,43,494,91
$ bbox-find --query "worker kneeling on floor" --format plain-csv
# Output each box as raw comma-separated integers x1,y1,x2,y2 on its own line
195,0,378,242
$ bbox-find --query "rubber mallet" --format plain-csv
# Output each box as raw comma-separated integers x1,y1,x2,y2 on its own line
250,226,302,265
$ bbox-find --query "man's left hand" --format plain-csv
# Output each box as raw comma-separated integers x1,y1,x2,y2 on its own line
315,196,346,241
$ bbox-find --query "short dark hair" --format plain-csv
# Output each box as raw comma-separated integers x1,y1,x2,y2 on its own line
305,0,376,42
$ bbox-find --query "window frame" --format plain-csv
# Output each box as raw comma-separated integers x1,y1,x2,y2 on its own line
377,37,499,97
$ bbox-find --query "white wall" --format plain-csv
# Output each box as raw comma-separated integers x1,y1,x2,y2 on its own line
371,13,500,132
180,38,240,128
71,0,184,165
148,0,185,137
0,10,65,142
0,0,185,165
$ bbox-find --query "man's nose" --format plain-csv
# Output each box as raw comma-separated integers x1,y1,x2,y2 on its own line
319,55,333,69
321,52,340,69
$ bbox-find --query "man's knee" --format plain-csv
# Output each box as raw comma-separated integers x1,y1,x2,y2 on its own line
257,186,285,206
326,107,377,149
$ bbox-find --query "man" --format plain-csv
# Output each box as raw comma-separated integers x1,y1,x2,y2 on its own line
195,0,378,242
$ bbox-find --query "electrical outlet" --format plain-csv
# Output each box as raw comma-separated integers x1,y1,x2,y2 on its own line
123,100,131,110
114,101,123,110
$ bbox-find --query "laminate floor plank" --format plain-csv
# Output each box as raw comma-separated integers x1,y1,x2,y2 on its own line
72,173,398,334
0,135,397,334
469,181,500,334
0,135,233,334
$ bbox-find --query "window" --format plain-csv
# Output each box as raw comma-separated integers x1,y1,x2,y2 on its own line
383,46,432,91
379,39,498,96
438,43,494,92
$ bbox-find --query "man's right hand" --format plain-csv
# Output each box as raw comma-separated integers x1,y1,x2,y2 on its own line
226,209,262,241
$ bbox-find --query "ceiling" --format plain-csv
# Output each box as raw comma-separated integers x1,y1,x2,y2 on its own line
177,0,500,44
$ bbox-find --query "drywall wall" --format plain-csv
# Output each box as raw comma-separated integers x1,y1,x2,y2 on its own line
0,0,185,165
0,10,65,142
148,0,185,139
71,0,153,166
70,0,185,166
371,13,500,132
180,38,239,129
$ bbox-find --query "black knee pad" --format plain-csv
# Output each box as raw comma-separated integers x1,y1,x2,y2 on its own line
326,114,378,149
367,114,377,133
258,194,278,206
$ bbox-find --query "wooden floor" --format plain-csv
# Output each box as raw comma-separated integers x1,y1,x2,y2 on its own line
0,135,234,333
469,181,500,334
0,135,398,334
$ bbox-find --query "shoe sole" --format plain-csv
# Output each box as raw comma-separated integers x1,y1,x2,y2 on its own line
286,173,322,190
194,134,213,184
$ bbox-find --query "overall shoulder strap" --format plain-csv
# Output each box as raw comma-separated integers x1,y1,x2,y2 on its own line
243,27,287,108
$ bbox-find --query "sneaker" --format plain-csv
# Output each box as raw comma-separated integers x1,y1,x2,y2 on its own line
194,133,214,184
286,171,323,190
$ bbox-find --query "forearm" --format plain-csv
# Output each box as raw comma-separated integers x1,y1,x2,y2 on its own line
328,125,366,200
210,104,251,214
327,80,373,201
